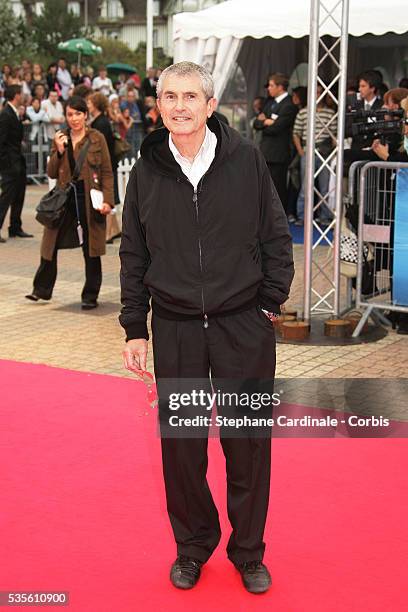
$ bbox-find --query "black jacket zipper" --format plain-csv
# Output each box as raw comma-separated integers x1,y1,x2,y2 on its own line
192,181,208,328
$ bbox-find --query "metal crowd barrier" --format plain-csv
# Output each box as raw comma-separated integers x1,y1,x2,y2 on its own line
117,158,136,204
353,161,408,337
341,160,369,311
47,157,136,207
23,124,50,184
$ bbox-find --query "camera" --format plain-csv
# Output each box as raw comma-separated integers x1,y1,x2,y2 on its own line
346,107,404,145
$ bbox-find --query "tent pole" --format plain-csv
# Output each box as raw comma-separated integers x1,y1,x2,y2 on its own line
146,0,154,71
333,0,350,316
303,0,319,324
303,0,350,323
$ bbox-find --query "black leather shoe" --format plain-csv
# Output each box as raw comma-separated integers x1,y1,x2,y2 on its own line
170,555,202,590
235,560,272,594
81,301,98,310
25,293,51,302
9,229,33,238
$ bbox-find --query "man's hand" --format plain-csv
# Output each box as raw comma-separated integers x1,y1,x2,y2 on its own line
257,113,266,122
372,139,389,161
123,339,148,374
263,118,274,126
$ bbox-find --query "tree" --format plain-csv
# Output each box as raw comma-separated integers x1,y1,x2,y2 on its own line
132,43,173,76
94,40,172,77
95,38,140,69
31,0,87,58
0,0,37,64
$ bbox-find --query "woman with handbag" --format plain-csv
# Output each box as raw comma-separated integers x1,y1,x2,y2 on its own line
26,96,114,309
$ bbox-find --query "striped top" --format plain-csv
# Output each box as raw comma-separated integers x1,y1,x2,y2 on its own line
293,107,336,146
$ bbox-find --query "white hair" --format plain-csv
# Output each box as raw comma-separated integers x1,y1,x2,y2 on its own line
156,61,215,101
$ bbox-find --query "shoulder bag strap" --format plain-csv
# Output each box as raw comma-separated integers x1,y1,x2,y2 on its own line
71,138,91,183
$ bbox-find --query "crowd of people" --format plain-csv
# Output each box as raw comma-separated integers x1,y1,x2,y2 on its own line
1,59,408,320
0,60,164,161
0,60,167,309
250,69,408,226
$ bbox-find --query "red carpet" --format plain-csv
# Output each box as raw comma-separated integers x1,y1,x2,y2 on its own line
1,359,407,611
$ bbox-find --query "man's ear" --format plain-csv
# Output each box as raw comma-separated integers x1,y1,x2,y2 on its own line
207,97,217,118
157,98,162,113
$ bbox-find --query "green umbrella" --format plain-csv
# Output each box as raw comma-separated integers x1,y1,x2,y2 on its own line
106,63,138,75
57,38,102,67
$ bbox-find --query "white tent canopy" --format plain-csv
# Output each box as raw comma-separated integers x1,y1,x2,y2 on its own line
173,0,408,99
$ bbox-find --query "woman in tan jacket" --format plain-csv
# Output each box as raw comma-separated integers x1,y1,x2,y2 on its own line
26,96,114,309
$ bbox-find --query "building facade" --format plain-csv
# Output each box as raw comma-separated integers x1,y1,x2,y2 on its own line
11,0,225,57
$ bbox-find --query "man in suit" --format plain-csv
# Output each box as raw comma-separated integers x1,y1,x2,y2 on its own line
351,70,383,151
254,73,298,214
0,85,33,243
141,67,157,99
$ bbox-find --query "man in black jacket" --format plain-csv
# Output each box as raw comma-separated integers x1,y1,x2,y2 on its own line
253,73,298,215
0,85,33,242
119,62,294,594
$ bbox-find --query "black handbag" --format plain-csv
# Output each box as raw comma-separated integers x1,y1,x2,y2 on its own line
35,139,91,229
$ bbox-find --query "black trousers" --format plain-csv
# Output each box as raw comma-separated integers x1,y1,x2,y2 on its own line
0,168,26,232
152,305,276,565
32,240,102,302
32,184,102,301
267,162,289,214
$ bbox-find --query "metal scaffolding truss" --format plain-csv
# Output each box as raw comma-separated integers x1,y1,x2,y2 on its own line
303,0,350,322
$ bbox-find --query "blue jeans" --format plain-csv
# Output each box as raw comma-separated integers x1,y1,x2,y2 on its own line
296,154,333,222
126,122,144,159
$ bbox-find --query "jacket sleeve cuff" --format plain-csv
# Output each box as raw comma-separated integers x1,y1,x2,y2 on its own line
258,298,281,315
124,321,149,342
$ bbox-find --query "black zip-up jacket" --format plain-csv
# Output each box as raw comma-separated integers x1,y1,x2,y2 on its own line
119,116,294,341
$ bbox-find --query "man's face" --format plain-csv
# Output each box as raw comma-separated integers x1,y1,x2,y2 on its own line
35,85,45,99
145,96,155,109
59,60,66,70
157,73,215,137
13,91,22,107
359,79,375,101
147,68,155,79
267,80,283,99
100,69,107,80
49,92,58,105
127,91,136,103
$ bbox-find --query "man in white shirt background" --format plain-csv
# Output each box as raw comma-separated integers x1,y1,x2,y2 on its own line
41,90,65,144
56,58,72,102
92,66,114,97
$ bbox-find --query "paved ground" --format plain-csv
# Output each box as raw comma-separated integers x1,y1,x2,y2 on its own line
0,185,407,381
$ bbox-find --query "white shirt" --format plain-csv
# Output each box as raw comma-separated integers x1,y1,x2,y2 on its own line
56,67,72,101
92,76,114,97
41,98,64,139
364,96,377,110
168,125,217,191
274,92,289,104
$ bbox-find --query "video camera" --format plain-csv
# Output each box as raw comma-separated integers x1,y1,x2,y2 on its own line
346,106,405,145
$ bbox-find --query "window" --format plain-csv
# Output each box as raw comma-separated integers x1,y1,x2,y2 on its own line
153,0,160,17
34,1,44,15
11,1,25,18
67,1,80,16
100,0,124,20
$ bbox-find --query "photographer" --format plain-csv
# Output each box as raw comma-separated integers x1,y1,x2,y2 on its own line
371,90,408,162
351,70,383,151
